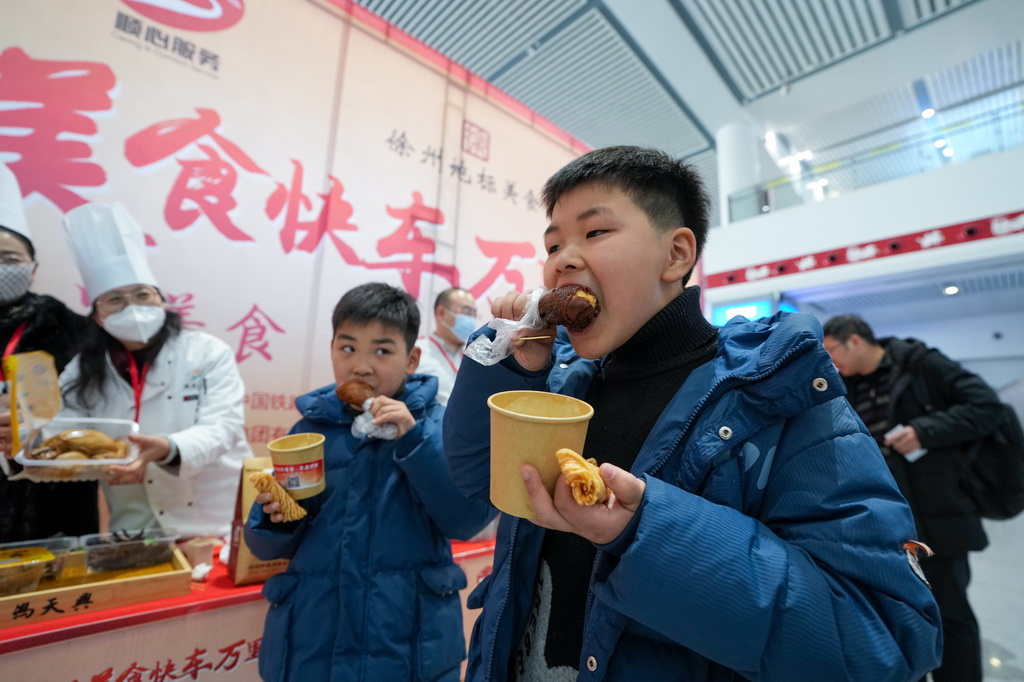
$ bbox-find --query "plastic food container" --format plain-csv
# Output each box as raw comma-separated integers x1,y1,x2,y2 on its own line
81,528,179,573
0,536,77,580
13,417,139,482
0,546,56,596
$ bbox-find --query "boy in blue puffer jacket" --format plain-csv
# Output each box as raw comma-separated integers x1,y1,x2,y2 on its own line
444,146,942,681
246,282,495,681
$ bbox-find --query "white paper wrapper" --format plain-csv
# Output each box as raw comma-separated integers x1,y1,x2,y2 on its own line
464,287,548,366
351,398,398,440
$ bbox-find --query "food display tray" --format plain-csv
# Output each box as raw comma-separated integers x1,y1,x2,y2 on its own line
0,547,191,629
13,417,139,482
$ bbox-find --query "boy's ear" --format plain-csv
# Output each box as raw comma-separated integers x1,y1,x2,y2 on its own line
405,344,421,375
660,227,697,284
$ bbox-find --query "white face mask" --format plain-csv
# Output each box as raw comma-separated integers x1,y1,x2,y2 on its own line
101,305,167,344
0,262,34,305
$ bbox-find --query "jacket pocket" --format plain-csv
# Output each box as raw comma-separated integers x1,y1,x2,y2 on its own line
259,572,299,681
417,562,468,681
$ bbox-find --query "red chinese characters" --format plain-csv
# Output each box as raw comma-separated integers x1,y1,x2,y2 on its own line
0,48,115,210
468,237,536,299
125,108,267,242
364,192,458,299
266,160,362,263
226,304,285,363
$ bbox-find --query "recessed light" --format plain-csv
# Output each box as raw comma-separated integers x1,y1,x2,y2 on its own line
943,285,960,296
921,108,936,119
934,139,947,148
942,147,955,157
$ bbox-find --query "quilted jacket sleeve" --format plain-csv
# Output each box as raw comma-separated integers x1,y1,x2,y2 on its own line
591,398,942,681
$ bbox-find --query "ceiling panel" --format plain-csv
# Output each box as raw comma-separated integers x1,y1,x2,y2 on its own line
492,9,710,158
677,0,892,102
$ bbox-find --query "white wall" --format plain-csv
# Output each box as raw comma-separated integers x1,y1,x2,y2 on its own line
702,144,1024,307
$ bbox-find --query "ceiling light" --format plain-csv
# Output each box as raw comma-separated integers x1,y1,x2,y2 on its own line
942,147,955,157
921,108,936,119
943,285,959,296
818,178,829,187
934,139,946,148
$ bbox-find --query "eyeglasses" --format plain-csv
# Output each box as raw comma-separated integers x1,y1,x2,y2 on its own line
445,306,477,317
823,340,845,354
0,254,31,265
95,286,161,313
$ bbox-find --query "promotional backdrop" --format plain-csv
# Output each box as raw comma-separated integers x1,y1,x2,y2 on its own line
1,0,586,442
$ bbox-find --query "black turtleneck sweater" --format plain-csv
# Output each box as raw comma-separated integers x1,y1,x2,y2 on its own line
513,287,719,680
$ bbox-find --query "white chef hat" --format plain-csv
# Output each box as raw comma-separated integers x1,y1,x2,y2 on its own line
0,162,31,245
62,202,159,303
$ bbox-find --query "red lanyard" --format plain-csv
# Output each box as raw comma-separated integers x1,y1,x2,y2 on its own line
126,353,151,424
429,336,459,375
0,322,28,382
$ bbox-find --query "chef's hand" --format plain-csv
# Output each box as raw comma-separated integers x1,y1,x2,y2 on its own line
106,434,171,483
491,291,555,372
369,396,415,438
521,463,646,545
0,410,12,458
885,425,923,456
256,491,285,524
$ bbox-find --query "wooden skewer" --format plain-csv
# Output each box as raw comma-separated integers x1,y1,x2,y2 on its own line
516,335,552,341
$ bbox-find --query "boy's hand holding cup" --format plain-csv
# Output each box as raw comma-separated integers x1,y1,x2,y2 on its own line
261,433,327,523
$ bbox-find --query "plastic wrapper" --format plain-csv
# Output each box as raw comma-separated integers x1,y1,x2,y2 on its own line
12,417,139,482
464,287,547,367
0,546,55,596
81,528,179,573
0,536,77,580
351,398,398,440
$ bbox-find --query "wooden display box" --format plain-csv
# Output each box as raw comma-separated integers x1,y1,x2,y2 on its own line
0,547,192,629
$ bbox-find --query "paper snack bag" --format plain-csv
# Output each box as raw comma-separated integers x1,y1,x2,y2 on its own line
2,350,62,455
228,456,290,586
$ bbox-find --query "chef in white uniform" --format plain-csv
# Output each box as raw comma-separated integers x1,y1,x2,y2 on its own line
58,202,251,538
414,287,477,406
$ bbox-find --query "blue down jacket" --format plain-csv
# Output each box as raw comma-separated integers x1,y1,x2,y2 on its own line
246,375,495,681
444,313,942,681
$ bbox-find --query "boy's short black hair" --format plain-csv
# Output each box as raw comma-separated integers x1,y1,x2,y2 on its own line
542,146,711,284
822,314,879,344
0,225,35,260
332,282,420,352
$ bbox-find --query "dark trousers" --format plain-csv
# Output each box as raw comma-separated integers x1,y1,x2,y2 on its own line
921,552,982,682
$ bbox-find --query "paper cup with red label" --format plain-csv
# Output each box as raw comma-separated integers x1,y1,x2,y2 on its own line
487,390,593,519
266,433,326,500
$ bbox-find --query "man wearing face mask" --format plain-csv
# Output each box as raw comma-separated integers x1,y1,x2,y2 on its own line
0,162,95,542
57,202,251,538
415,287,477,406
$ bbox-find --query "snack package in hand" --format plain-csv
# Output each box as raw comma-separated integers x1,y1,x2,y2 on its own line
250,471,308,522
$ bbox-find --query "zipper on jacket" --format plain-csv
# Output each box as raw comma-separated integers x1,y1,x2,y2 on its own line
486,516,520,681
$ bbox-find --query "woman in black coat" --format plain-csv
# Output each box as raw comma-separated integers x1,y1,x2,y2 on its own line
1,223,96,542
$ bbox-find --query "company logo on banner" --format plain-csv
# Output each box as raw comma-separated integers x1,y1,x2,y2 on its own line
121,0,244,32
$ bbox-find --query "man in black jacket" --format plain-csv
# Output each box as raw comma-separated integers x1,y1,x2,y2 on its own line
823,313,1003,682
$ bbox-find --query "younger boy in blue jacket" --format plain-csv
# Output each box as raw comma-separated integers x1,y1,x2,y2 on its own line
246,282,495,682
443,146,942,681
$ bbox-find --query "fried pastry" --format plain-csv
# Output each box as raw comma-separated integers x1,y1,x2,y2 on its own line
250,472,308,522
335,380,374,411
555,448,607,506
539,285,600,333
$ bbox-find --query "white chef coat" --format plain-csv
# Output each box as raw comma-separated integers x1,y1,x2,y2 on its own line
58,329,251,538
414,334,463,406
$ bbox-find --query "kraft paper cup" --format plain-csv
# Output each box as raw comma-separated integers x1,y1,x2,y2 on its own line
266,433,326,500
487,390,594,519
